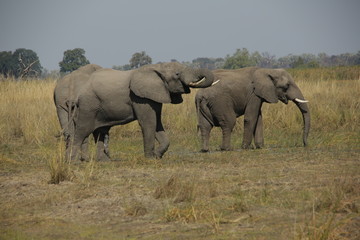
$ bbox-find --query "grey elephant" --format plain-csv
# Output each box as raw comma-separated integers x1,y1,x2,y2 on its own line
53,64,111,160
195,67,310,152
68,62,215,160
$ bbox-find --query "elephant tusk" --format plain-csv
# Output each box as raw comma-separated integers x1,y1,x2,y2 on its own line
189,77,206,86
294,98,309,103
211,79,220,86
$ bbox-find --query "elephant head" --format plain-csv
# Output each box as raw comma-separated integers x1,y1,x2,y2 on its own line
253,68,310,146
129,62,214,104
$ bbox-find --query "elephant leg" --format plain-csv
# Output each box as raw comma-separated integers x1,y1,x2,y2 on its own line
56,105,71,143
242,95,262,149
155,131,169,158
199,122,212,152
68,108,96,162
80,136,89,161
254,108,264,149
197,114,212,152
93,127,111,161
66,100,77,139
219,114,236,151
154,106,169,158
68,130,91,162
133,101,159,158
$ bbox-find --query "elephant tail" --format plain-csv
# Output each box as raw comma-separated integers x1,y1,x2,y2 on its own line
195,95,215,130
65,99,78,134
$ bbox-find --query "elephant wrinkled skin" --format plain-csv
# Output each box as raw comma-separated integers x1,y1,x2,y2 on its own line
53,64,111,161
69,62,215,161
195,67,310,152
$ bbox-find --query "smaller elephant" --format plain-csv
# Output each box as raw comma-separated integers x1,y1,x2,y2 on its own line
54,64,110,161
69,62,215,161
195,67,310,152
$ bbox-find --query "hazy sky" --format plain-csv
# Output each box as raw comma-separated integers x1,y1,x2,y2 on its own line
1,0,359,70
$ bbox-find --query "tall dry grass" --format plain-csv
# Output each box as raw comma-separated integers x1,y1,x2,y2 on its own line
0,66,359,155
0,78,58,146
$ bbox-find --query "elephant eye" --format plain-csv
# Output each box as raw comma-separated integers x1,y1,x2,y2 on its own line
282,84,290,91
174,72,181,79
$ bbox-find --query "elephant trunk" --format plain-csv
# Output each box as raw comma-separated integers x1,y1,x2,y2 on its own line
183,68,215,88
288,86,310,147
294,101,310,146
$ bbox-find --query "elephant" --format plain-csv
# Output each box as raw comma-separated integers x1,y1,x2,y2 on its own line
195,67,310,152
53,64,111,161
68,62,215,161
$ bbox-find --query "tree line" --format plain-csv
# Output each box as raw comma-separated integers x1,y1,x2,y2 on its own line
1,47,359,79
188,48,360,70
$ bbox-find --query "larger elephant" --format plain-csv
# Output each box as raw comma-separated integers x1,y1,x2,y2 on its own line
195,67,310,152
69,62,215,160
53,64,109,160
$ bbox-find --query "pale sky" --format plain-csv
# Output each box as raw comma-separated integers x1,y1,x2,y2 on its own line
1,0,359,70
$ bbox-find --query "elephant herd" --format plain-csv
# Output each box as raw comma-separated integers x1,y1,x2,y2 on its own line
54,63,310,162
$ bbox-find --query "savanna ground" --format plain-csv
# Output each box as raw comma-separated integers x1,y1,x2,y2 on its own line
0,67,359,240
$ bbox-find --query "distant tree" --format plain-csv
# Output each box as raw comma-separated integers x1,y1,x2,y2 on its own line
353,51,360,65
112,64,132,71
129,51,152,69
192,57,225,69
41,68,60,79
0,51,15,77
13,48,42,78
223,48,258,69
59,48,90,73
291,57,305,68
257,52,277,68
277,54,297,68
0,49,42,78
318,53,330,67
290,55,319,69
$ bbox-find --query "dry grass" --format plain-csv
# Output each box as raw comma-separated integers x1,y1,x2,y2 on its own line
0,67,359,239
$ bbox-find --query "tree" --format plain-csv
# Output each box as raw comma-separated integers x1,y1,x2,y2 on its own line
0,51,14,77
192,57,225,69
0,48,42,78
289,54,319,69
223,48,258,69
112,64,132,71
59,48,90,73
257,52,277,68
14,48,42,78
129,51,152,69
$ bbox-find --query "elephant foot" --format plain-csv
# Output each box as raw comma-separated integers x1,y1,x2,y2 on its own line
97,155,111,162
200,149,209,153
96,148,111,161
79,152,90,162
144,152,158,159
155,151,166,159
220,147,233,151
79,156,89,162
241,144,255,150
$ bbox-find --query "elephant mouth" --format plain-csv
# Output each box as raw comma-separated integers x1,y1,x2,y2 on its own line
280,97,289,104
182,82,191,94
170,93,184,104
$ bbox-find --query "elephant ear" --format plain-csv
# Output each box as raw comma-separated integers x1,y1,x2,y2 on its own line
129,70,172,103
253,69,279,103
